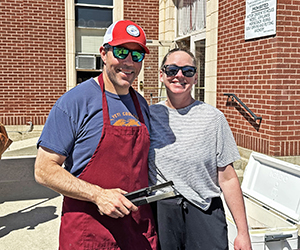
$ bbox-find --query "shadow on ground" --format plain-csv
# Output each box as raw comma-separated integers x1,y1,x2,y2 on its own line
0,156,60,237
0,200,58,237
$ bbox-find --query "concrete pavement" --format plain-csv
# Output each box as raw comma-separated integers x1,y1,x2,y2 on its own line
1,131,300,249
1,138,62,250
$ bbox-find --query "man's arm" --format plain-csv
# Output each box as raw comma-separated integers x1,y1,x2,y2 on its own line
34,146,138,218
218,164,252,250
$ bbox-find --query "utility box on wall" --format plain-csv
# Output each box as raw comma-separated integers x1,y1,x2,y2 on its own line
223,152,300,250
76,55,96,70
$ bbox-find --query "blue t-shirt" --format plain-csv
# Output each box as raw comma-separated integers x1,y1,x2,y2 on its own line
38,77,150,177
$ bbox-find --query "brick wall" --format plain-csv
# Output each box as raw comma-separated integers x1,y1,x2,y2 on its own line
0,0,159,125
218,0,300,157
0,0,66,126
124,0,159,103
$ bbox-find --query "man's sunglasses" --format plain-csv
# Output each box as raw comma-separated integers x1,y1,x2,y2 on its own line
162,65,197,77
105,45,145,62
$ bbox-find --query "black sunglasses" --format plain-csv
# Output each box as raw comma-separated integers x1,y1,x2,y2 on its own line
162,65,197,77
105,44,145,62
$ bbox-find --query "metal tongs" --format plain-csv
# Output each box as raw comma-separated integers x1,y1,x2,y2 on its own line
124,181,175,206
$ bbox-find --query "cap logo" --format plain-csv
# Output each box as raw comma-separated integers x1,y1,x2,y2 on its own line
126,25,140,37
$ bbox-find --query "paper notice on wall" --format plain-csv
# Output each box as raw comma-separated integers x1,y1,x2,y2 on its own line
245,0,277,40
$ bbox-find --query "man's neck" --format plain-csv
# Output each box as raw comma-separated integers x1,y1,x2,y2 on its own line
94,74,129,95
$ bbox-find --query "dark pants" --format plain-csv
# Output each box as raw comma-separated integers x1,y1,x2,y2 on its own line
154,196,228,250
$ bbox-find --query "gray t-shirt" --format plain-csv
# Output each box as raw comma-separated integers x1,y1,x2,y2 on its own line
148,100,240,210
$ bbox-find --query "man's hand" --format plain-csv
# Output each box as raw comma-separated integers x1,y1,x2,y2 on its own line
95,188,138,218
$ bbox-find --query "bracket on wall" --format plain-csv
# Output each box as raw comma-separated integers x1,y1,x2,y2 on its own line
224,93,262,131
7,121,34,135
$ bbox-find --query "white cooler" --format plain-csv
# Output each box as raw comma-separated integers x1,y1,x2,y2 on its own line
223,152,300,250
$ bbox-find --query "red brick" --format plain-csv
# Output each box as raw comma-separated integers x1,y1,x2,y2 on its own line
218,0,300,157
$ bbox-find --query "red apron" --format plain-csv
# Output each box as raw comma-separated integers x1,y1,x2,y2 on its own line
59,75,158,250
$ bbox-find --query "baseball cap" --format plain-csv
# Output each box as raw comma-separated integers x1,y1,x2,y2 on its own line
103,20,149,54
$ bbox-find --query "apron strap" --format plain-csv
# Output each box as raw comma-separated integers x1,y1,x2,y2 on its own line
98,74,110,126
129,87,145,124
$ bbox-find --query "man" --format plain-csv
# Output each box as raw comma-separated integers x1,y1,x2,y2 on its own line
35,20,158,250
148,48,252,249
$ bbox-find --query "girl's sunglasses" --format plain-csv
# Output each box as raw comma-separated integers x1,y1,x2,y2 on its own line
162,65,197,77
105,45,145,62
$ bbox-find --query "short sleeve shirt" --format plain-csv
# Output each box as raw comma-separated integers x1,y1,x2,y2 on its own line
38,77,150,177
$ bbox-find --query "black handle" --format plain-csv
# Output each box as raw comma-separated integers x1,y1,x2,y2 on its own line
265,234,293,242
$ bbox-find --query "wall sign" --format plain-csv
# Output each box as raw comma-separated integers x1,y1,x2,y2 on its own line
245,0,277,40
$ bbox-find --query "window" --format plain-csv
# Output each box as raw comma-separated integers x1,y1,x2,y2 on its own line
75,6,112,28
176,0,206,36
75,0,113,84
194,40,205,101
75,1,113,54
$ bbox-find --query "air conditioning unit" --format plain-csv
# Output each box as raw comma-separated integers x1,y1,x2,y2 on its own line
76,55,96,70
